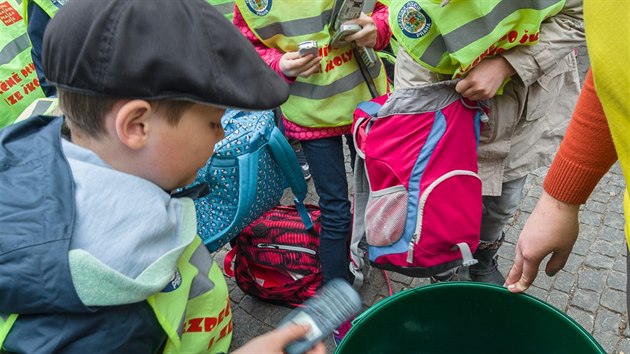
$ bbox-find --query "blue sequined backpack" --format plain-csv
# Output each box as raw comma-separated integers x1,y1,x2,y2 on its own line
190,109,310,252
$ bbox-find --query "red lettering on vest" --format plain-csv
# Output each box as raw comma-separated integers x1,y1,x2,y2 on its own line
23,78,40,95
4,90,23,105
0,73,22,95
507,30,518,43
20,63,36,78
204,317,217,332
324,50,353,73
186,318,204,333
0,2,22,26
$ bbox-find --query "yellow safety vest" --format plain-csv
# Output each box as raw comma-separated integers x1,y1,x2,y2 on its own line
235,0,388,128
22,0,63,22
207,0,235,21
0,236,232,354
584,0,630,250
0,0,45,128
390,0,565,77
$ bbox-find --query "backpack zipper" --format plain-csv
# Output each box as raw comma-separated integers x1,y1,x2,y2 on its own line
257,243,317,255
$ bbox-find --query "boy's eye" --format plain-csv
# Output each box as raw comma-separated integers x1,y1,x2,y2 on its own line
210,122,222,130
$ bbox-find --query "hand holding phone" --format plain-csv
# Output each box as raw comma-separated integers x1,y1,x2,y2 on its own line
298,40,319,58
330,23,362,49
278,279,362,354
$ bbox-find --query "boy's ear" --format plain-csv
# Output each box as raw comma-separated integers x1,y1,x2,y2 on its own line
115,100,152,149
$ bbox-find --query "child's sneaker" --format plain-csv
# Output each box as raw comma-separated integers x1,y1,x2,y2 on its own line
294,148,311,180
332,320,353,347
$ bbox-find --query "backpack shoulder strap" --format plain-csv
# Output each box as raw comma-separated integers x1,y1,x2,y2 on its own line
267,127,313,229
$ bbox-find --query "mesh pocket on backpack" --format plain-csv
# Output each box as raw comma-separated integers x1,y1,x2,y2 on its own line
365,185,408,246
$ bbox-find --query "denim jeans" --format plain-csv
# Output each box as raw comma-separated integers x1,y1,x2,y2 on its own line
480,175,528,245
300,135,356,283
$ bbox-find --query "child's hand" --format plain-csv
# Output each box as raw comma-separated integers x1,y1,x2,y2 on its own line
280,52,321,78
232,323,326,354
343,12,377,48
455,56,516,101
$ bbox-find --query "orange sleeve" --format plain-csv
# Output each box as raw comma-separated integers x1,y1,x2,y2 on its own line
543,69,618,204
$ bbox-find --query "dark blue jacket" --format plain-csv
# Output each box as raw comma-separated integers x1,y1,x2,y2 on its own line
0,116,165,353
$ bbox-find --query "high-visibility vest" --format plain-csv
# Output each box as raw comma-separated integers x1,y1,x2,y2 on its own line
22,0,63,22
390,0,565,77
583,0,630,250
207,0,235,21
0,0,46,127
235,0,388,128
0,236,232,353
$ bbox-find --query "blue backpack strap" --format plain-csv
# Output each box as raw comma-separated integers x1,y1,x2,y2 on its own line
267,127,313,230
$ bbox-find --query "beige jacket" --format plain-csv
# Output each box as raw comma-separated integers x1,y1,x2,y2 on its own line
394,0,585,196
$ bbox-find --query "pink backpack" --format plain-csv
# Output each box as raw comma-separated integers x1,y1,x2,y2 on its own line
350,80,486,285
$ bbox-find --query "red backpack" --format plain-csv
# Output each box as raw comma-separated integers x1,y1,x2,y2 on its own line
224,204,323,307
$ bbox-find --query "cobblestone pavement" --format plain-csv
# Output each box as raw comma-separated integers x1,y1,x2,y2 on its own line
214,46,630,353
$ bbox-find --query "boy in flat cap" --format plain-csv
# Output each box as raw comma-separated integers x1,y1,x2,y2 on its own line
0,0,324,353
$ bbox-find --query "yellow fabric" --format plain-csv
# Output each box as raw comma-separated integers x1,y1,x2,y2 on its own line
235,0,388,128
584,0,630,249
149,236,232,354
1,0,45,128
390,0,565,77
0,314,18,349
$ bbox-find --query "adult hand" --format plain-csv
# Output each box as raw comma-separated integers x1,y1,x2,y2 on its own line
280,51,322,78
455,56,516,101
232,323,326,354
344,12,377,48
505,191,580,293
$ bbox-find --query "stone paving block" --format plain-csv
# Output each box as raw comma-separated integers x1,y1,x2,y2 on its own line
564,254,585,274
595,308,623,335
592,239,623,258
617,337,630,354
546,289,570,311
614,255,628,273
609,270,627,292
593,331,621,354
585,253,616,270
552,270,577,294
605,212,627,230
571,289,601,313
578,268,608,293
601,288,628,314
524,285,547,301
567,306,596,332
579,210,604,227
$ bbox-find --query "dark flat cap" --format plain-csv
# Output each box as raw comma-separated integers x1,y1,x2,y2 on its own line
43,0,289,110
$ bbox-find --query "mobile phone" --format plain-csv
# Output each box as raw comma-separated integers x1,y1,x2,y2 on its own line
358,46,378,68
298,40,319,58
330,23,362,49
279,279,362,354
330,0,363,31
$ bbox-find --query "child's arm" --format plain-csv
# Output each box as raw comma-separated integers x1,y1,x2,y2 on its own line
498,0,584,87
233,7,320,80
233,7,295,82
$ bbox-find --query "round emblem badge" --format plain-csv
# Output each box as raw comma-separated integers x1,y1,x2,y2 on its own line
161,269,182,293
246,0,272,16
397,1,432,38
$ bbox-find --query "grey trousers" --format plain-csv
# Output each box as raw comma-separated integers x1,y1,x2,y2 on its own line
480,176,528,245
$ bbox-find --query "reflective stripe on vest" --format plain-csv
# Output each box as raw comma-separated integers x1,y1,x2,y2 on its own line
1,0,46,128
0,313,18,349
15,96,59,123
149,236,232,354
22,0,63,25
390,0,565,76
235,0,388,128
206,0,235,21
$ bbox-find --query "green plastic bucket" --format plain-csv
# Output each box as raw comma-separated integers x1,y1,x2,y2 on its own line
336,282,605,354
